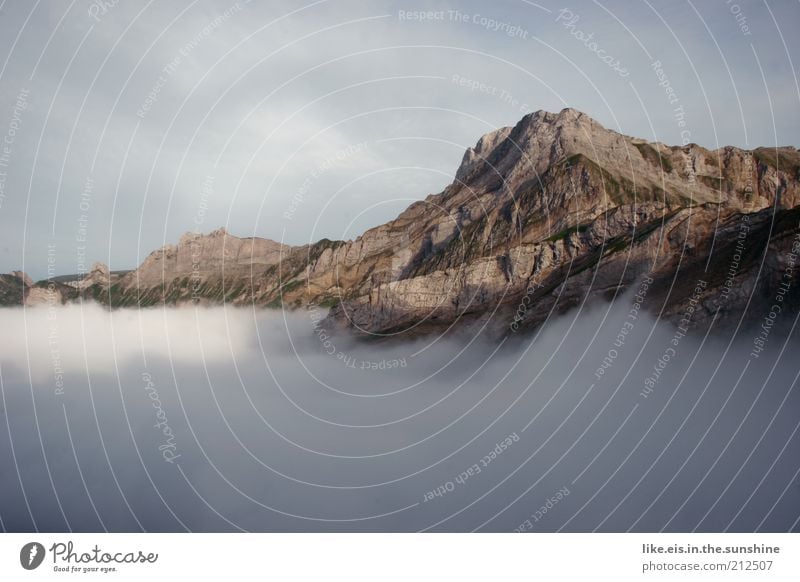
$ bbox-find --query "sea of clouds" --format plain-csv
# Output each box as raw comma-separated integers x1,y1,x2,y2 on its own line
0,298,798,532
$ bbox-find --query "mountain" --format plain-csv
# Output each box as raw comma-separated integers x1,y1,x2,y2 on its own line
5,108,800,337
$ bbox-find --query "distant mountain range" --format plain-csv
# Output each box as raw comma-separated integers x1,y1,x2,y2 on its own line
4,108,799,337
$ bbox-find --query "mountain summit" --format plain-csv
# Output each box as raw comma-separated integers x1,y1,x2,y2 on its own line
6,108,800,336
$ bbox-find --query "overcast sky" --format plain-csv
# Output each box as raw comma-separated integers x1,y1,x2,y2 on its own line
0,0,798,279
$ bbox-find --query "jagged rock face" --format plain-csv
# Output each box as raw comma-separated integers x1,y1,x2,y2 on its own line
0,271,76,307
24,285,62,307
2,108,798,337
0,271,54,306
124,228,287,286
94,227,292,307
320,109,800,336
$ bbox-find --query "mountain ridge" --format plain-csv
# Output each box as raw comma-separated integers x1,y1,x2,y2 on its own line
5,108,800,337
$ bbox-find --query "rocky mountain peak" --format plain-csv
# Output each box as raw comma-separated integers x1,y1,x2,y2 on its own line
453,108,605,189
178,226,230,245
79,262,110,288
524,106,590,128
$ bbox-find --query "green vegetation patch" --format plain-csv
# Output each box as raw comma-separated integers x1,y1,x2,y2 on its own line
318,296,341,308
279,279,304,294
564,154,638,205
545,223,591,242
753,148,800,180
634,142,673,173
697,175,729,191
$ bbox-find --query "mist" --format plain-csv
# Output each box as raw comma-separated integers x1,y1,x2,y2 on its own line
0,298,798,532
